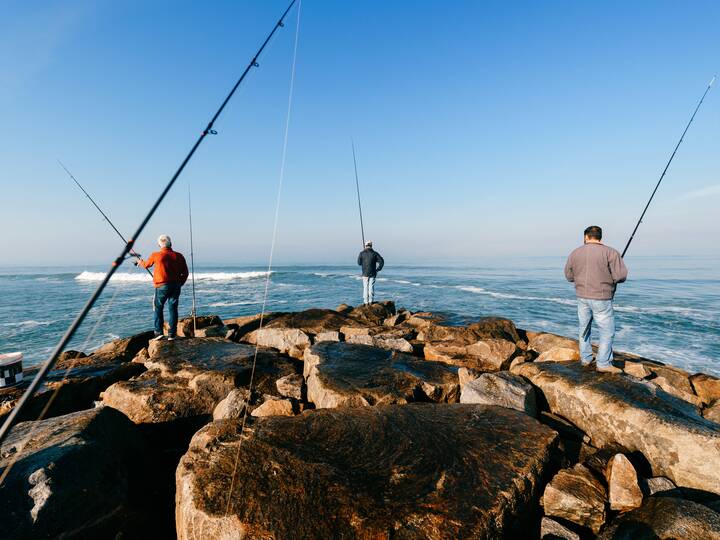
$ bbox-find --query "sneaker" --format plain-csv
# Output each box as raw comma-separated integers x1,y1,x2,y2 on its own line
596,365,622,374
151,335,165,342
167,336,176,342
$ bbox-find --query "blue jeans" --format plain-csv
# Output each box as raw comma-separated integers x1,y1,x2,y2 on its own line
577,298,615,367
154,283,181,337
362,276,376,304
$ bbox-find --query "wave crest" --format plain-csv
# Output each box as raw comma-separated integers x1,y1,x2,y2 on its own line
75,271,272,283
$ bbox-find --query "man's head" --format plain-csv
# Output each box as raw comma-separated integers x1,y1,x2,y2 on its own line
365,241,373,249
584,226,602,243
157,234,172,248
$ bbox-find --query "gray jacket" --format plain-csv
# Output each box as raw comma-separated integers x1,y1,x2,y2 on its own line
358,248,384,278
564,243,628,300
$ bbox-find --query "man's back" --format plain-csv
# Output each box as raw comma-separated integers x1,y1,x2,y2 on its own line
358,248,384,278
146,248,189,286
564,243,627,300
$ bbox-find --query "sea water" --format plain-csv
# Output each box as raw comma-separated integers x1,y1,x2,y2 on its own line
1,257,718,376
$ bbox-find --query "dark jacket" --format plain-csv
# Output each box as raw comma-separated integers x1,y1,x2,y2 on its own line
564,243,628,300
358,248,384,278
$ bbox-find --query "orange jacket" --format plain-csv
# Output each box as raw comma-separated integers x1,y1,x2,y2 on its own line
140,248,189,288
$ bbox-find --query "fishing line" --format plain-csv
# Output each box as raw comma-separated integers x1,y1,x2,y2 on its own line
0,0,299,448
58,160,153,279
188,185,198,335
0,288,120,485
622,76,715,257
351,139,366,247
225,0,301,516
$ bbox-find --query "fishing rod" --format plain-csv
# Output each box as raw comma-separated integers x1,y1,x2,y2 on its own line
0,0,298,448
351,139,366,246
188,185,197,335
622,76,715,258
58,160,153,278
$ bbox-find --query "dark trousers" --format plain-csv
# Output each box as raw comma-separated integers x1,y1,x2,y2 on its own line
154,283,181,337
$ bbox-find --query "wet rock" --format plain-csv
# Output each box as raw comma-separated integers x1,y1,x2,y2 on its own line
0,332,151,423
622,361,651,379
606,453,643,511
540,517,581,540
0,407,147,538
275,373,303,400
251,398,294,417
213,389,249,420
542,463,607,533
514,362,720,494
529,332,580,362
102,338,297,424
640,476,676,496
348,301,396,326
176,404,558,539
460,371,537,416
599,496,720,539
705,400,720,423
691,373,720,405
304,342,459,408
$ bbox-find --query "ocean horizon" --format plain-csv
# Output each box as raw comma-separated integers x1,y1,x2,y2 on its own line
1,256,718,377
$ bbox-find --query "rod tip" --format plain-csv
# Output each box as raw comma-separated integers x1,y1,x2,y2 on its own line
710,75,716,87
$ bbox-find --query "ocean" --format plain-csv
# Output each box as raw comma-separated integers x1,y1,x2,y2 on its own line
1,257,718,376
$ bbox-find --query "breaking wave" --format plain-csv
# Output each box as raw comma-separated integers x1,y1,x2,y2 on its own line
75,271,272,283
457,286,577,306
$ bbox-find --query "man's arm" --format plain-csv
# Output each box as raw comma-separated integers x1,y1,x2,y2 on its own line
375,253,384,273
608,250,628,284
178,255,189,286
357,253,363,266
564,255,574,282
139,252,156,269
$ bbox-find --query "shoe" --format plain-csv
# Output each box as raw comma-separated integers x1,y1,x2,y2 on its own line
596,365,622,374
151,335,165,342
167,336,176,342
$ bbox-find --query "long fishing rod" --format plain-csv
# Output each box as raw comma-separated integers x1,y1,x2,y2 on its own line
622,76,715,258
58,160,153,278
188,185,197,335
0,0,298,448
351,139,366,246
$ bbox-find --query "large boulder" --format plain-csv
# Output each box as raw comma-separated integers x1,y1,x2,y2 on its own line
542,463,607,533
460,371,537,416
0,407,147,538
424,338,518,371
514,362,720,494
304,342,459,408
0,331,151,423
599,496,720,539
102,338,298,424
527,332,580,362
176,404,558,539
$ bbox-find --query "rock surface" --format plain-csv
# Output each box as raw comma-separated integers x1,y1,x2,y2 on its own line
542,463,607,533
540,517,581,540
691,373,720,405
304,342,459,408
528,332,580,362
599,496,720,539
0,407,147,538
515,362,720,494
460,371,537,416
102,338,297,424
176,403,558,539
606,453,643,511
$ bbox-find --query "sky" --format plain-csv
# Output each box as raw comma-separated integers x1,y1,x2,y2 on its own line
0,0,718,266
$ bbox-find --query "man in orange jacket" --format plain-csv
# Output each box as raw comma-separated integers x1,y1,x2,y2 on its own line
136,234,189,341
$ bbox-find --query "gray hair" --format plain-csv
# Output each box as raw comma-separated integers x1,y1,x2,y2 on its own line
157,234,172,248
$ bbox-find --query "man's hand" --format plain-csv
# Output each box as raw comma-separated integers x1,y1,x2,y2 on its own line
134,258,144,267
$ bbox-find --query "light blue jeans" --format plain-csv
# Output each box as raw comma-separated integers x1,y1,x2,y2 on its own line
577,298,615,367
362,276,376,304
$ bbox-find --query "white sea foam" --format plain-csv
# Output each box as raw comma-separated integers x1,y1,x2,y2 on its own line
457,286,577,306
75,271,271,283
208,300,260,307
2,319,56,329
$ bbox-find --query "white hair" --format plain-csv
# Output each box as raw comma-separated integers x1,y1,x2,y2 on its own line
157,234,172,248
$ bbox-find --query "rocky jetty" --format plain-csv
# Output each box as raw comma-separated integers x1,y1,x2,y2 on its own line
1,304,718,538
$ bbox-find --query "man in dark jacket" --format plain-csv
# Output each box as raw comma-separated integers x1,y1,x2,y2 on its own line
136,234,189,341
564,225,628,373
357,241,384,305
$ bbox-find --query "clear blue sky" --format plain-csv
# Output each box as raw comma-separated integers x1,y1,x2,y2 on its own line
1,0,718,266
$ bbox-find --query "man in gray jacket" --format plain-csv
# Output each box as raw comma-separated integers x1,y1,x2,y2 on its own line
564,226,628,373
357,241,384,305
